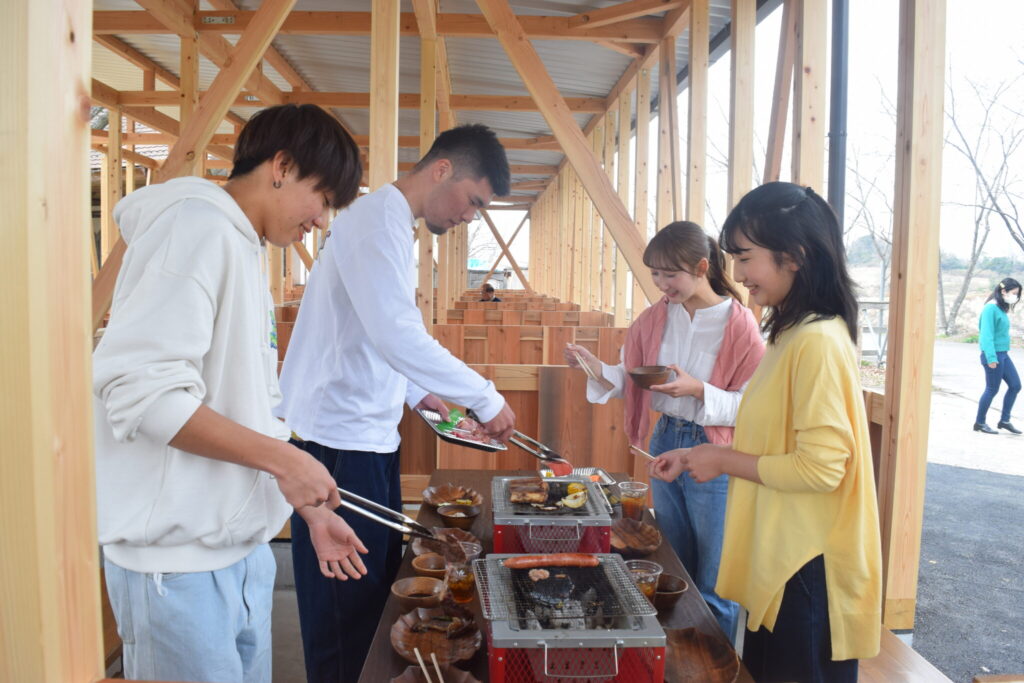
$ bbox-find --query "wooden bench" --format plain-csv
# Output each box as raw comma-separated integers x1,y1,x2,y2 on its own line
433,324,625,365
859,629,951,682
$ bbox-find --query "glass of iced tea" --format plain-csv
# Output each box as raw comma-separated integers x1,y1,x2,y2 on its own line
446,542,482,604
625,559,663,602
618,481,649,521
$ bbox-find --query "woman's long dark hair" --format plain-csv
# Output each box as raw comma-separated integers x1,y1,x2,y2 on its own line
643,221,743,301
720,182,859,344
986,277,1022,312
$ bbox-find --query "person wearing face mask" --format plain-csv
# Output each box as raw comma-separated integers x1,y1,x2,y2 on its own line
974,277,1022,435
565,221,765,642
275,124,517,683
93,104,367,683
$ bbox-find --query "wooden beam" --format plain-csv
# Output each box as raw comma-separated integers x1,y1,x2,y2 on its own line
157,0,296,183
615,90,632,326
103,109,123,261
569,0,685,30
475,0,659,304
292,241,314,271
94,11,664,42
369,0,400,190
879,0,946,631
661,0,692,38
791,0,826,189
179,1,200,176
415,1,437,331
3,0,104,679
92,144,159,170
685,0,708,223
634,57,654,311
728,0,756,312
602,106,617,311
656,35,678,228
595,40,647,59
481,212,529,283
481,210,533,293
764,0,796,182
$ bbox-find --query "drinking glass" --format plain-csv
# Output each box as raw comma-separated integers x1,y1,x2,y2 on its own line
625,559,663,602
618,481,649,521
446,542,482,604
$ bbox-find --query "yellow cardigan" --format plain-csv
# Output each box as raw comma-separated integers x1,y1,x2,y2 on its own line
716,317,882,660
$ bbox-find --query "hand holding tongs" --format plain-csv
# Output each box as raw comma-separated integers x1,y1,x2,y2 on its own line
336,487,435,540
465,409,570,466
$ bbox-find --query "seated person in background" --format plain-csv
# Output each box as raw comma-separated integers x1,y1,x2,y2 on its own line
480,282,502,302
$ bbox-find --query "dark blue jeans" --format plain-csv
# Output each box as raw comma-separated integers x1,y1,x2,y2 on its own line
976,351,1021,424
289,439,403,683
743,555,857,683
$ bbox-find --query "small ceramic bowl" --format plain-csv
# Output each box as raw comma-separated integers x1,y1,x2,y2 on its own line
422,483,484,508
437,504,481,531
390,576,445,612
411,552,447,579
654,573,689,610
628,365,672,389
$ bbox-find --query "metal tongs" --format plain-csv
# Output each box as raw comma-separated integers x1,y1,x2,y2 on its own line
336,487,435,540
465,409,570,466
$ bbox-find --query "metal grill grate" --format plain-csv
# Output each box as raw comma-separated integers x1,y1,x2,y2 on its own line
492,477,608,517
475,554,657,624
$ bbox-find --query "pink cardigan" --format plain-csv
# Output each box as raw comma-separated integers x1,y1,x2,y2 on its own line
623,297,765,446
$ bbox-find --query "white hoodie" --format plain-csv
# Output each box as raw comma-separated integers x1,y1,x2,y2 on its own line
93,177,291,573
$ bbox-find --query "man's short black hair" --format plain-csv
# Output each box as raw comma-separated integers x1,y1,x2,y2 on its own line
230,104,362,209
414,124,510,197
482,283,495,293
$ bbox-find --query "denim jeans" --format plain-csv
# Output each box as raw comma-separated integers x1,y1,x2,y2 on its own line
103,544,275,683
289,439,403,683
648,414,738,642
743,555,858,683
977,351,1021,424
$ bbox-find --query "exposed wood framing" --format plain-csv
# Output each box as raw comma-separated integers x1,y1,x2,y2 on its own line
633,59,654,311
728,0,756,310
615,89,632,326
481,211,532,293
475,0,660,304
414,0,437,331
686,1,708,224
2,0,103,680
656,36,679,228
791,0,826,189
95,11,664,43
179,1,200,176
481,212,529,283
569,0,686,30
602,106,617,311
103,109,123,261
879,0,946,631
764,0,796,182
269,245,283,304
292,241,314,271
369,0,400,190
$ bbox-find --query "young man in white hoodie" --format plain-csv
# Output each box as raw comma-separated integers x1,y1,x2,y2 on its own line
275,124,516,682
93,104,367,683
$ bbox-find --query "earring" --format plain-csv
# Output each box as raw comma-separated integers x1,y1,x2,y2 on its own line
273,180,282,189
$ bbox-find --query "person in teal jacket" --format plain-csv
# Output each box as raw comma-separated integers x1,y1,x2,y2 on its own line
974,277,1022,434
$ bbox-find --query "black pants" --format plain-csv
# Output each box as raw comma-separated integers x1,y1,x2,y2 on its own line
289,439,403,683
743,555,858,683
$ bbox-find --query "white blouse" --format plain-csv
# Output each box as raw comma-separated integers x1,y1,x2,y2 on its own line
586,298,746,426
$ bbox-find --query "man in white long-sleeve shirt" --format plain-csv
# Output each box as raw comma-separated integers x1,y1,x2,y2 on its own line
276,124,516,683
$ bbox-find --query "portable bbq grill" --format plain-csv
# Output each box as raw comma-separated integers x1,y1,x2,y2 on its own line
492,476,612,554
475,553,666,682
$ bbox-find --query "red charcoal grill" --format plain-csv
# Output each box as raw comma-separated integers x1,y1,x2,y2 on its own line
491,476,612,554
474,553,666,682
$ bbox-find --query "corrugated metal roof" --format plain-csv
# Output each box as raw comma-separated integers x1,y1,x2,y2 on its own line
91,0,755,186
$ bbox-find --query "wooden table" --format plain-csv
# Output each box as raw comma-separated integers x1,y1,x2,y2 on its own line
358,469,753,682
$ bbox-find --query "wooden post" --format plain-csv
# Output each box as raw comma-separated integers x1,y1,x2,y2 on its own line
728,0,756,309
792,0,827,190
656,36,678,229
269,245,284,305
764,0,796,182
602,106,616,312
1,0,103,680
179,0,200,176
686,1,709,224
369,0,400,190
416,33,437,330
103,107,123,261
633,60,654,315
615,91,632,326
125,115,137,194
878,0,946,631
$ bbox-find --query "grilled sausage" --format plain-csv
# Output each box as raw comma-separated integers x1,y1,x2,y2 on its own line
502,553,600,569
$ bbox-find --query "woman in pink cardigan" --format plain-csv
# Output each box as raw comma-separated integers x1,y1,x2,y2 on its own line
566,221,764,641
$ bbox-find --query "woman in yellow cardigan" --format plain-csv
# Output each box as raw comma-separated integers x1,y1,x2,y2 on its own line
650,182,881,683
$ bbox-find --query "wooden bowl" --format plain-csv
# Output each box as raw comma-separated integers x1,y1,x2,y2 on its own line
390,665,481,683
654,573,689,610
390,577,445,612
664,628,739,683
391,605,482,668
422,483,484,508
437,504,480,530
610,518,662,557
412,528,481,556
628,365,672,389
411,553,447,579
